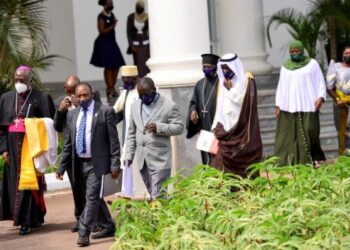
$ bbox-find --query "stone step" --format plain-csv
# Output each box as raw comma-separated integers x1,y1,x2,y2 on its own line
257,89,276,105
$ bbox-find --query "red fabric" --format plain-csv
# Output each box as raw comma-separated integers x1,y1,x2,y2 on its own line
31,176,46,214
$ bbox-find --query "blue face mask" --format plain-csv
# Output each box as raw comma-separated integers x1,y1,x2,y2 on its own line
123,81,135,90
202,67,217,78
80,98,92,110
139,92,156,105
223,70,235,80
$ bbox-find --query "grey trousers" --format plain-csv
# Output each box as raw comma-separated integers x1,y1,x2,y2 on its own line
78,161,115,237
140,162,171,199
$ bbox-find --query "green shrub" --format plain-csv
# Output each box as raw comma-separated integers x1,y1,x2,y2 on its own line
111,157,350,250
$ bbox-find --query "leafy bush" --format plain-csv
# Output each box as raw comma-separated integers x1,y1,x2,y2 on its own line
111,157,350,249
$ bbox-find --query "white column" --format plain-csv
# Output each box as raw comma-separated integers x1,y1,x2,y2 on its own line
217,0,272,74
147,0,211,87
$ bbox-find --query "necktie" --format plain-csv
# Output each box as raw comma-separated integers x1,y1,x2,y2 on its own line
77,109,87,154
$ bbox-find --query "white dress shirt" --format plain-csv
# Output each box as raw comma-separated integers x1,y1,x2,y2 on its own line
76,100,94,158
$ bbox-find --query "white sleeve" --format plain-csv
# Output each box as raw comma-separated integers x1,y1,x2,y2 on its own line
326,60,336,90
220,82,246,131
312,60,327,100
113,90,127,113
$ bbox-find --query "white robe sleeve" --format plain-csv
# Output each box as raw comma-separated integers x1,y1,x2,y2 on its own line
113,90,127,113
221,86,245,131
311,59,327,100
326,60,336,90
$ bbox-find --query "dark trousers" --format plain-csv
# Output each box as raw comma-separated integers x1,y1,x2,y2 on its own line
66,168,85,222
78,161,115,237
200,151,211,165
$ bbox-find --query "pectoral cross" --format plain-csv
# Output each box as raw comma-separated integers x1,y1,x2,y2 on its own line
201,109,208,118
14,118,20,129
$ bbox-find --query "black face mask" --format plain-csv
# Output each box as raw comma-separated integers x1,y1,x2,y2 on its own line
343,56,350,64
136,6,144,14
106,5,114,11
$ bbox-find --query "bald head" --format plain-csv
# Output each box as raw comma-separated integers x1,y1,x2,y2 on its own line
138,77,155,89
137,77,156,99
64,75,80,96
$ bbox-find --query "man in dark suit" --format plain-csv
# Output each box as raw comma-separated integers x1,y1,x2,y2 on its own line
54,75,101,233
58,82,121,246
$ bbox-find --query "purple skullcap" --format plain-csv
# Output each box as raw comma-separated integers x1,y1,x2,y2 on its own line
16,65,32,72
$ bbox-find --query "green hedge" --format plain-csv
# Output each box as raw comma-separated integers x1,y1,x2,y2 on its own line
111,157,350,250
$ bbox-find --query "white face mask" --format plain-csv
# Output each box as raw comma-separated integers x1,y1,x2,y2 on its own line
15,82,28,94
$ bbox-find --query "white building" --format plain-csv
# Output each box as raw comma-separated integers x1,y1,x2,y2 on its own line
42,0,310,170
42,0,309,84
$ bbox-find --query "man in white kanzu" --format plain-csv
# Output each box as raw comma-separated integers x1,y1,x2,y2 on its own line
274,40,326,167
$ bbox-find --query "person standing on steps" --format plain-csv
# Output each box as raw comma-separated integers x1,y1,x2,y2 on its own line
126,0,150,77
90,0,125,105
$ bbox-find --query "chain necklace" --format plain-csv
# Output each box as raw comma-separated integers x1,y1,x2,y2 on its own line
15,89,33,126
201,76,218,118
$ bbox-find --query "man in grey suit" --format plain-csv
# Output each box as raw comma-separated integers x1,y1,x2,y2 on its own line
124,77,184,199
59,83,121,246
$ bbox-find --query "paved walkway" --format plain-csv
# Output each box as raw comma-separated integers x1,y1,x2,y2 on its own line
0,191,117,250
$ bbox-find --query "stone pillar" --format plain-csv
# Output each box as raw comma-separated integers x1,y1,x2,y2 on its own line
147,0,211,87
217,0,272,74
146,0,211,173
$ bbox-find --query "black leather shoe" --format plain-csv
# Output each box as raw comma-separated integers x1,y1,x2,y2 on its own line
77,236,90,247
71,222,79,233
92,226,101,233
19,226,32,235
91,228,115,239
